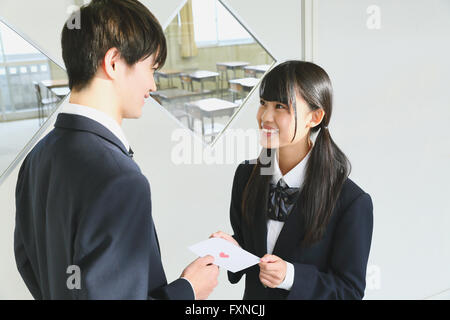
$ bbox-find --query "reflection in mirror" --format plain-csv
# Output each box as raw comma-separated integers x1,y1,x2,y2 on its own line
0,19,69,182
152,0,275,144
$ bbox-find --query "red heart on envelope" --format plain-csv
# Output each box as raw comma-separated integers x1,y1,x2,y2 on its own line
219,252,229,258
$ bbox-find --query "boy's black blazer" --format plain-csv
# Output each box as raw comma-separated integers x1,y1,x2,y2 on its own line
228,161,374,300
14,113,193,300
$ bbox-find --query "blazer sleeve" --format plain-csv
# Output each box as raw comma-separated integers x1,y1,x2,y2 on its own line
14,157,42,300
287,192,374,300
227,163,247,284
73,173,194,300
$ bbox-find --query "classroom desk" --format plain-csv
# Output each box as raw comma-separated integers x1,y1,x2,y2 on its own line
151,88,205,103
40,79,69,101
185,98,238,136
244,64,271,77
51,87,70,99
40,79,69,89
187,70,220,93
216,61,250,95
151,88,208,129
216,61,249,78
228,77,260,101
229,77,260,92
155,69,182,88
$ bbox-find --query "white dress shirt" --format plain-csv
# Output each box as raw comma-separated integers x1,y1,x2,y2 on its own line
61,103,130,152
267,144,313,291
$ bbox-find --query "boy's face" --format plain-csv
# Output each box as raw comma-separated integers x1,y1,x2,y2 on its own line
115,54,158,119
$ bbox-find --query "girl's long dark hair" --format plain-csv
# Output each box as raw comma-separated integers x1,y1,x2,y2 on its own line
242,60,351,248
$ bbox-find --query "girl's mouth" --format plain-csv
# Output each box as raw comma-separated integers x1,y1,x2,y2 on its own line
262,128,279,136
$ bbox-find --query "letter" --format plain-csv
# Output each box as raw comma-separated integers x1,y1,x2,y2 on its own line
252,305,259,315
229,305,236,314
66,5,81,30
185,306,192,315
236,305,243,314
260,305,265,317
195,306,201,315
243,305,251,314
193,132,204,164
66,265,81,290
171,129,192,165
230,304,243,314
366,265,381,290
212,307,219,318
366,5,381,30
203,145,216,165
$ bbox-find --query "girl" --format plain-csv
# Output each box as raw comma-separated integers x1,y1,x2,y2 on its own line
211,60,373,300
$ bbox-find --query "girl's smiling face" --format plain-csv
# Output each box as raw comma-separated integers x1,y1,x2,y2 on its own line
257,92,323,149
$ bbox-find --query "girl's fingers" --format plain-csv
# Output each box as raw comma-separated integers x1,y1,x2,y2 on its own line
210,231,240,246
210,231,225,238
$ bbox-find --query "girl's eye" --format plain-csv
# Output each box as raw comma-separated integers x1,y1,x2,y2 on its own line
275,104,286,109
260,100,266,106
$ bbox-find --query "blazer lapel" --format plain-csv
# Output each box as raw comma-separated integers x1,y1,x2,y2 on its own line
272,192,307,260
54,113,130,157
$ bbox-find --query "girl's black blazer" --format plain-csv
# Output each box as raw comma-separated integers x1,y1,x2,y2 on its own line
228,161,374,300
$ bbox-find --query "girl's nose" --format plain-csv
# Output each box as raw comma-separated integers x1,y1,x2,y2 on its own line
261,107,275,123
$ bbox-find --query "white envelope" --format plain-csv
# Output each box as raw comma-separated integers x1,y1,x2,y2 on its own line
188,238,261,273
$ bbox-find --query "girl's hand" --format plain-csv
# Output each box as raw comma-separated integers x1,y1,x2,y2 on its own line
258,254,287,288
209,231,240,248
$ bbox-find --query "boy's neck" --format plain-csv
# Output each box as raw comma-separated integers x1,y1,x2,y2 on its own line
69,79,123,125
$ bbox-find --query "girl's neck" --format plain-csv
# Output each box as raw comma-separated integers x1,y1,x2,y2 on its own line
277,137,312,176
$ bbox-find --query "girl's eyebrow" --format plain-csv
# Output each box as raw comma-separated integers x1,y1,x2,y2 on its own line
260,98,289,108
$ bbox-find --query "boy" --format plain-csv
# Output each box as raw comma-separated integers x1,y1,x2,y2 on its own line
14,0,218,299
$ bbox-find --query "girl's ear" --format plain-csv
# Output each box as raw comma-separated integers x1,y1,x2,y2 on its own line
309,108,326,128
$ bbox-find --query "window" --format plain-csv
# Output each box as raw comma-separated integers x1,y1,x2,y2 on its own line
191,0,254,47
0,23,38,56
0,20,62,114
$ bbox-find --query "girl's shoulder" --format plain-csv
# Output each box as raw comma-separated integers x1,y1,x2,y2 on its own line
234,159,257,180
337,177,373,213
231,160,258,194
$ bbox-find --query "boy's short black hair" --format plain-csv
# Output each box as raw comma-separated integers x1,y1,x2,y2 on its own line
61,0,167,91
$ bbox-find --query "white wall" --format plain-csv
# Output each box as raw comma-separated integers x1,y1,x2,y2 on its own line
0,0,449,300
314,0,450,299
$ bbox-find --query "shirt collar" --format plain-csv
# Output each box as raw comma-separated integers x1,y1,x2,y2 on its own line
61,103,130,152
271,142,313,188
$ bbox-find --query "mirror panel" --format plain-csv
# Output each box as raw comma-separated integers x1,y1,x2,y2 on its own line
0,19,69,181
153,0,275,145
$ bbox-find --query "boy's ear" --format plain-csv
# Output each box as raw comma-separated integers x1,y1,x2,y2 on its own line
102,47,121,80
